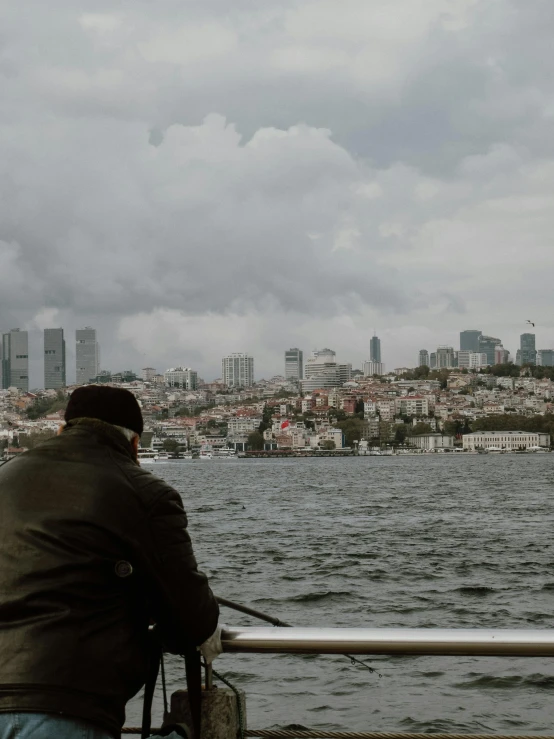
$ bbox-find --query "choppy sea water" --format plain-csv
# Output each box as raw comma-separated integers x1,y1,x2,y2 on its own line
127,456,554,733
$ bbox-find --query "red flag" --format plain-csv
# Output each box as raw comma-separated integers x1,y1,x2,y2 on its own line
281,420,290,430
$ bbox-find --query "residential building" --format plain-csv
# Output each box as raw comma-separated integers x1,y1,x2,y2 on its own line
494,345,510,364
142,367,156,381
419,350,429,367
479,335,501,366
76,327,100,385
164,367,198,389
227,417,262,435
285,348,303,382
463,431,549,451
516,333,536,366
1,329,29,392
396,396,429,416
436,346,456,369
370,335,381,363
457,351,488,369
222,353,254,387
460,330,482,352
44,328,66,389
537,350,554,367
362,360,384,376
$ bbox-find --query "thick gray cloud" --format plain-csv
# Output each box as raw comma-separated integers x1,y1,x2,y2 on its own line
1,0,554,385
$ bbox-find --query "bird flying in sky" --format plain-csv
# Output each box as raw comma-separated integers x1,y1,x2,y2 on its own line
526,320,535,327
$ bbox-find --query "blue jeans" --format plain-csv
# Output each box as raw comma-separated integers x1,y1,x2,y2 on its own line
0,712,112,738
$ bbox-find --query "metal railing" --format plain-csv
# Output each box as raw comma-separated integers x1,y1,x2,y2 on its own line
221,626,554,657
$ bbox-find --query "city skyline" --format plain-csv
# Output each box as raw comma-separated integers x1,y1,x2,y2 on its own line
3,322,554,390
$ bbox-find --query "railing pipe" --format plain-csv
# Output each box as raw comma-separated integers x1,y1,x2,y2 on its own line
221,627,554,657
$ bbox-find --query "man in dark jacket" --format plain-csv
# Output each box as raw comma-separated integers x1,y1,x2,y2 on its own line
0,385,219,739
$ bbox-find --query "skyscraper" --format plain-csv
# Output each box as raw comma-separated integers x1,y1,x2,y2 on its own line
1,329,29,392
478,335,501,366
76,327,100,384
370,335,381,363
516,333,536,366
285,348,303,382
460,330,482,352
44,328,66,389
418,349,429,367
222,353,254,387
436,346,456,369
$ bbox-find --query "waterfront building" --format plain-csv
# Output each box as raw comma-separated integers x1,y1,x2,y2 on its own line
516,333,536,366
463,430,549,451
460,330,482,352
537,349,554,367
1,329,29,392
285,348,303,382
222,353,254,387
164,367,198,389
76,327,100,385
370,335,381,363
44,328,66,389
362,360,384,376
478,335,501,366
494,345,510,365
419,350,429,367
436,346,456,369
142,367,156,382
410,433,455,451
457,351,488,369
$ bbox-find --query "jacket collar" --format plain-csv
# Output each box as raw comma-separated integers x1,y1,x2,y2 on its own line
63,417,138,464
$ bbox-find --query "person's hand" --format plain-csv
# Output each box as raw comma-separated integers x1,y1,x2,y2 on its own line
199,624,226,664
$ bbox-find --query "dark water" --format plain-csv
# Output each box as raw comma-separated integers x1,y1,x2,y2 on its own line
127,456,554,733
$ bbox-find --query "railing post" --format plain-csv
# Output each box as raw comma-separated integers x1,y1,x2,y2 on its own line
164,684,246,739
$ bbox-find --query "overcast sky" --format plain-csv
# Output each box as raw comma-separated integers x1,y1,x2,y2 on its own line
2,0,553,387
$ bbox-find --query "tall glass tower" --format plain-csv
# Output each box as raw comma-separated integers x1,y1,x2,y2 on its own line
285,348,303,382
1,329,29,392
370,335,381,363
76,327,100,384
460,330,482,351
44,328,66,389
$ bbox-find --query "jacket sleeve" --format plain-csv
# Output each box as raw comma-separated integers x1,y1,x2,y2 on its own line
140,482,219,654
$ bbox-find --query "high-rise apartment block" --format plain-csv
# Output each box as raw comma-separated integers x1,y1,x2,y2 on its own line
76,327,100,384
222,353,254,387
460,330,482,352
494,345,510,364
285,348,303,382
142,367,156,381
516,333,536,366
1,329,29,392
436,346,456,369
44,328,66,389
418,349,429,367
164,367,198,389
362,360,384,376
370,335,381,363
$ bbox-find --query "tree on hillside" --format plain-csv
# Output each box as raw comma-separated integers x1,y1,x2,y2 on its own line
335,417,365,446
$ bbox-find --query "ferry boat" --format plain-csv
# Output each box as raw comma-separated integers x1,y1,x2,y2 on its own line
199,446,213,460
137,450,170,463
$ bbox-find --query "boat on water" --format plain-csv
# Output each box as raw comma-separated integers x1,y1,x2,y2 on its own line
137,450,170,464
199,446,213,460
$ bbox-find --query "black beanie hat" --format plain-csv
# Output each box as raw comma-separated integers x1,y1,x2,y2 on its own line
65,385,143,436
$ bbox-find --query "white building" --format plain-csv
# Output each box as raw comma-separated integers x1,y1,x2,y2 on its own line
142,367,156,382
164,367,198,390
300,349,351,392
463,431,550,450
222,353,254,388
76,327,99,384
227,417,262,435
410,433,455,450
457,351,488,369
363,360,385,376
